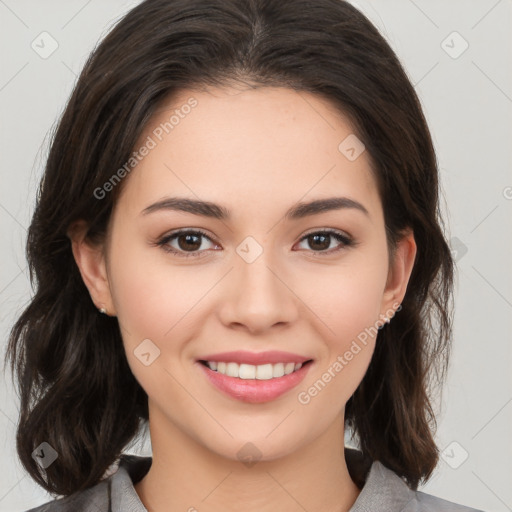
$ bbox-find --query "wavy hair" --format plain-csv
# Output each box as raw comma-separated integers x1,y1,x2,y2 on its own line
5,0,454,496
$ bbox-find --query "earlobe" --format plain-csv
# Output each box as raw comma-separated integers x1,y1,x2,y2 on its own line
382,229,417,315
67,220,116,316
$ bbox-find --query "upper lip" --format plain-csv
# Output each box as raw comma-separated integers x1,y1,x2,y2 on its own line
198,350,312,365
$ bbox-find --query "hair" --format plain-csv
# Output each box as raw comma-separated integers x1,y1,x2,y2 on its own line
5,0,454,497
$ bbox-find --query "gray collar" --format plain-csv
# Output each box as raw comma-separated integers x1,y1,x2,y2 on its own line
110,455,415,512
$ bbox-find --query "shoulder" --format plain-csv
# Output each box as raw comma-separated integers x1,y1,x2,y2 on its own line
23,454,152,512
351,458,485,512
23,478,111,512
406,490,485,511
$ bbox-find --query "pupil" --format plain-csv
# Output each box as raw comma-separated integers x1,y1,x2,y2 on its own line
179,234,201,251
310,234,329,250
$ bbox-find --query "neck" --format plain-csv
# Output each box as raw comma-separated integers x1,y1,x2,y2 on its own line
134,405,361,512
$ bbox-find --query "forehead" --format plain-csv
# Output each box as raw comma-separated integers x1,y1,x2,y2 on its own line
115,86,380,221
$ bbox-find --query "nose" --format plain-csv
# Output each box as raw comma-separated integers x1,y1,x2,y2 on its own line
217,251,299,335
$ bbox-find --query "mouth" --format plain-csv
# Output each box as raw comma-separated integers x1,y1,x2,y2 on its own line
196,357,314,403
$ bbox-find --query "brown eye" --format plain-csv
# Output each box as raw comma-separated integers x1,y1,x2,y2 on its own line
157,229,217,258
296,230,353,254
307,233,331,251
176,233,202,251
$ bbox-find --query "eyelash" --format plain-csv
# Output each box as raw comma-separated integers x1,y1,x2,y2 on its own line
154,228,355,259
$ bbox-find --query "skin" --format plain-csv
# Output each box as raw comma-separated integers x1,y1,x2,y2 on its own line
69,85,416,512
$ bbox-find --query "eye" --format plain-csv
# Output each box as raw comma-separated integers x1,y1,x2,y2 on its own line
154,228,354,259
295,229,354,255
155,229,219,258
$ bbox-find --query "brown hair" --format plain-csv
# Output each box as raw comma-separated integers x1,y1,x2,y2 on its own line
5,0,454,496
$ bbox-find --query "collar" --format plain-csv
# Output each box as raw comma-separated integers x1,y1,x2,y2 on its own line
110,450,414,512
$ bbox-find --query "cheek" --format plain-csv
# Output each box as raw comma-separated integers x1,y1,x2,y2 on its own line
294,255,387,402
107,239,219,392
303,256,388,344
108,236,206,340
107,242,202,399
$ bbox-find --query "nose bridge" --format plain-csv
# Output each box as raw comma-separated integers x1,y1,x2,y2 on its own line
238,249,280,298
220,234,298,331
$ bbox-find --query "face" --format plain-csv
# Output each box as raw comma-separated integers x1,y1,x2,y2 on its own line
75,86,414,463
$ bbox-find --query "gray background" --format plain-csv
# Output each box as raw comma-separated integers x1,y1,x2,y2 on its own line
1,0,511,510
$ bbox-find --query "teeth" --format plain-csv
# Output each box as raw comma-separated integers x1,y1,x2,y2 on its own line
240,363,256,379
273,363,285,378
206,361,305,380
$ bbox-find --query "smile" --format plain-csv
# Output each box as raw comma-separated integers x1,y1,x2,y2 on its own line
197,358,313,403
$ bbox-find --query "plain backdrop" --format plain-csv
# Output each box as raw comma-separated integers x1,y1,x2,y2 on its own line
0,1,511,511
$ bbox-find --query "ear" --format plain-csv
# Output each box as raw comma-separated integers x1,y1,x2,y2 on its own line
380,228,417,319
67,220,116,316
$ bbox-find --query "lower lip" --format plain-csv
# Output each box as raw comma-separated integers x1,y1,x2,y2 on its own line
197,361,313,403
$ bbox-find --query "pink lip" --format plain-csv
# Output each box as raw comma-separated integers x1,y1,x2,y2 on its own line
198,350,311,365
197,359,313,404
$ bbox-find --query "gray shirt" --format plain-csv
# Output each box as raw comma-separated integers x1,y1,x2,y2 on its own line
26,454,484,511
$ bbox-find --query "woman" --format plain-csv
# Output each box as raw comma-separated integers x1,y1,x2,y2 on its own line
6,0,484,510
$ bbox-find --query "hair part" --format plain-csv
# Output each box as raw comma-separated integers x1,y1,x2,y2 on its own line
5,0,454,495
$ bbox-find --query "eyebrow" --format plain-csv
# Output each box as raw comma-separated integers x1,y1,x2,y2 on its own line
141,196,369,220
